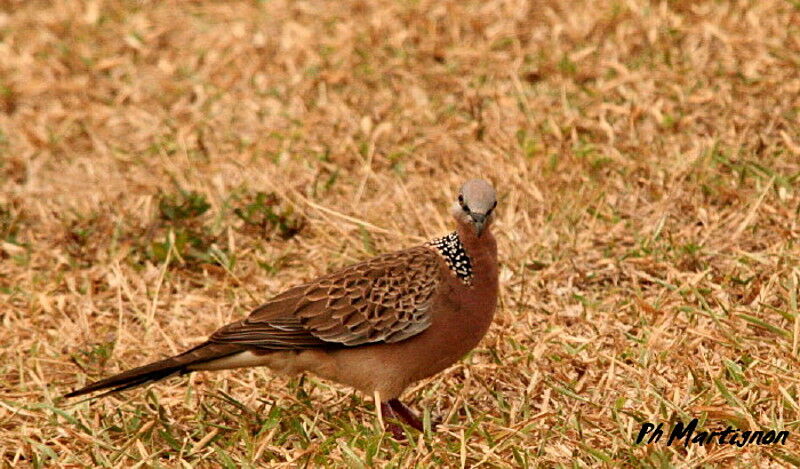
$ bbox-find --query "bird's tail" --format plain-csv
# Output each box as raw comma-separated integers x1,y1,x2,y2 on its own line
64,342,243,398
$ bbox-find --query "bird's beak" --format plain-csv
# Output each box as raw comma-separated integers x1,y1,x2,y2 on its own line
471,213,486,237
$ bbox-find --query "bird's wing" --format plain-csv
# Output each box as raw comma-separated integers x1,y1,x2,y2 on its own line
209,245,442,348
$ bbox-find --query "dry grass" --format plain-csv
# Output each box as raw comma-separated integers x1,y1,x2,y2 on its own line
1,0,800,466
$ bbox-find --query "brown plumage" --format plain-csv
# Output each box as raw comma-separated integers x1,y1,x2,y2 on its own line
66,179,499,438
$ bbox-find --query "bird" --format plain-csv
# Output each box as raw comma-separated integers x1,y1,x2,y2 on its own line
65,178,499,439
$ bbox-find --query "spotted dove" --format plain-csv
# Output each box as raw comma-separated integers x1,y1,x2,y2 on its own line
65,179,500,438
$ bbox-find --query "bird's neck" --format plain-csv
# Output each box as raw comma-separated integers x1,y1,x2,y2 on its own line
456,223,495,252
455,222,498,271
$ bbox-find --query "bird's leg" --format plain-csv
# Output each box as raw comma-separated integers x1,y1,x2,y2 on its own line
380,401,407,440
388,398,431,432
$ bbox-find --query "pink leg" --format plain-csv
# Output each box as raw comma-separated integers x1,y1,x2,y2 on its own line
380,401,407,440
388,398,425,432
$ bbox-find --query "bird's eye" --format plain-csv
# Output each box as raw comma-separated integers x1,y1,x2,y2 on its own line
458,195,469,212
485,200,497,216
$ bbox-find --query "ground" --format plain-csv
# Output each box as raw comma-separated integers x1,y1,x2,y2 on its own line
1,0,800,467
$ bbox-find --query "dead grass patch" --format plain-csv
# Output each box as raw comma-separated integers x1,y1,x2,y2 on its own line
1,0,799,466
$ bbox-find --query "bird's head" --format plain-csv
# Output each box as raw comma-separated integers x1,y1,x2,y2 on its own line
451,179,497,237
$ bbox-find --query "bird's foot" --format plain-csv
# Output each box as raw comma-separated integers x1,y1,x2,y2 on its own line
385,421,408,440
380,399,437,439
380,401,408,440
388,398,425,432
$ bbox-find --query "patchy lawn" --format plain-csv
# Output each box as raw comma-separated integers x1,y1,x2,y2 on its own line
1,0,799,466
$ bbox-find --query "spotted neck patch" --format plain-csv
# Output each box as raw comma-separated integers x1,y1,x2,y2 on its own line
428,231,473,285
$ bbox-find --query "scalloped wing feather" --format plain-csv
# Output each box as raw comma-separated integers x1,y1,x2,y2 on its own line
209,246,442,348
